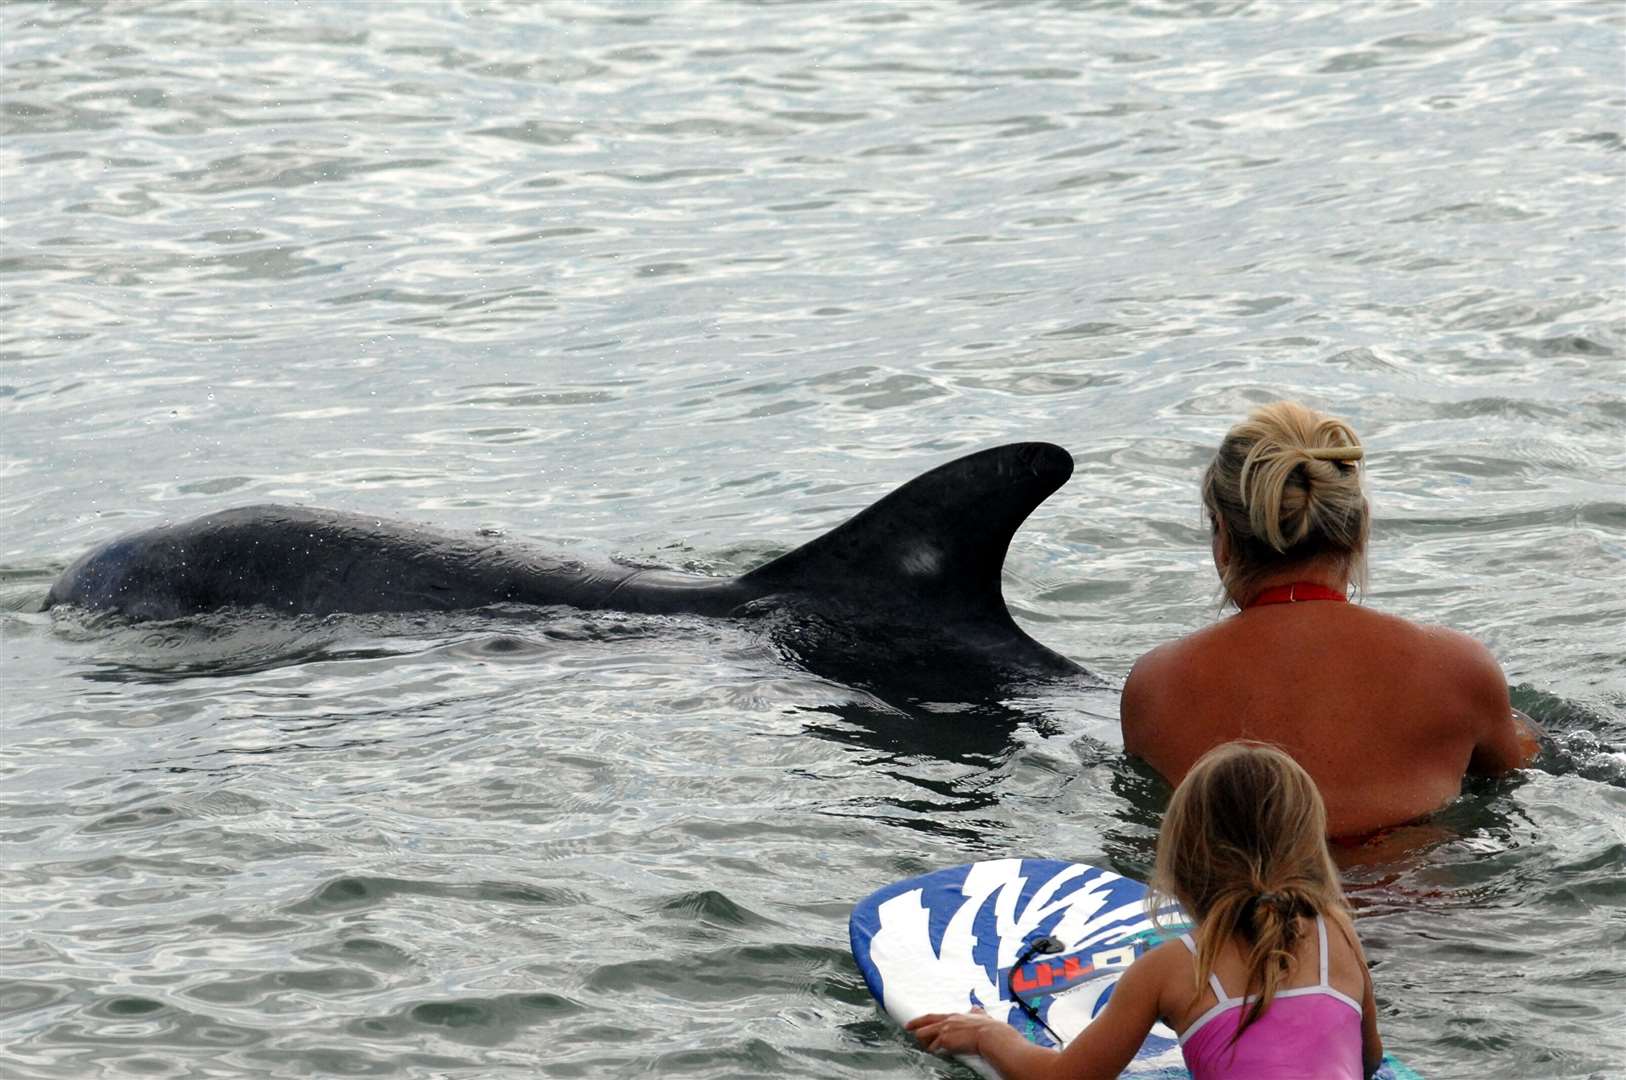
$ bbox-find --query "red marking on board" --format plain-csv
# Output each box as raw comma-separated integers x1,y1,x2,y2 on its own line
1009,943,1142,996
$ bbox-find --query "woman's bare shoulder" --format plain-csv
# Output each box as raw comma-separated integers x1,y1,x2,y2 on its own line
1124,632,1205,711
1339,609,1513,721
1122,626,1229,757
1334,605,1498,660
1373,612,1504,676
1127,620,1230,678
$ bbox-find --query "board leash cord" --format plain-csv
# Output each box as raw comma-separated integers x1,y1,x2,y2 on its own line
1009,935,1067,1046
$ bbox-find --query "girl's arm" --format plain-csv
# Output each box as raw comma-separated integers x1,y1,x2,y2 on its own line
1360,957,1384,1079
906,944,1174,1080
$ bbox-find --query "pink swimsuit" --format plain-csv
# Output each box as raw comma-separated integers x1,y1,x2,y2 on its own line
1178,915,1364,1080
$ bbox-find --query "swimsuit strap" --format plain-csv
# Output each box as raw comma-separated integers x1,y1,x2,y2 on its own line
1316,914,1330,987
1245,581,1348,608
1179,933,1232,1002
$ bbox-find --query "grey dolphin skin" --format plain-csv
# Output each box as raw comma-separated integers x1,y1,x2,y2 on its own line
46,443,1092,693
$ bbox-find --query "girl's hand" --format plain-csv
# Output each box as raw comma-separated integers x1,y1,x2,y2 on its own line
906,1007,1002,1056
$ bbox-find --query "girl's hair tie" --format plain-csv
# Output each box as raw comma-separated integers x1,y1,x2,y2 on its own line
1256,890,1291,915
1304,445,1364,462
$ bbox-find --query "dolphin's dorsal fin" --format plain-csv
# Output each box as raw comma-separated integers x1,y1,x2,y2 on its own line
741,442,1073,624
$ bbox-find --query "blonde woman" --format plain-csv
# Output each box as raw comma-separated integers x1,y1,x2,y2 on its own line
909,743,1384,1079
1122,401,1540,837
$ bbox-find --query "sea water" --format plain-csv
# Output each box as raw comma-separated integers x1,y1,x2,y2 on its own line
2,2,1622,1078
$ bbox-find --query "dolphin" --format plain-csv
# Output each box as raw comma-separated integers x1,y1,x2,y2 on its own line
45,442,1094,695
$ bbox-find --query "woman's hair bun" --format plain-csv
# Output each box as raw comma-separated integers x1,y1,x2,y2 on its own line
1201,401,1370,603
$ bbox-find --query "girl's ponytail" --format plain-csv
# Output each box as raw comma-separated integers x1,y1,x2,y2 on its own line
1233,885,1315,1039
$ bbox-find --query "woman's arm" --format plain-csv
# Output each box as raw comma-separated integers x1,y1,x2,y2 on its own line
1451,634,1542,774
1120,649,1171,767
907,944,1173,1080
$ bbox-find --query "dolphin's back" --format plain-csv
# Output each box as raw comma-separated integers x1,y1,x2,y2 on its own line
45,505,621,620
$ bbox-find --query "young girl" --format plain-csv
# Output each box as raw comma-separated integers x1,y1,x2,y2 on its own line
907,742,1384,1080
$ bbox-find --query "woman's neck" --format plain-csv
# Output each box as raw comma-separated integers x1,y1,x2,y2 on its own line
1230,563,1351,610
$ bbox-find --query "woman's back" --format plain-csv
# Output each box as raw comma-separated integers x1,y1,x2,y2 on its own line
1123,598,1519,836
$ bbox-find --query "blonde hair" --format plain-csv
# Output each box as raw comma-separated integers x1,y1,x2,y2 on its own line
1149,742,1352,1044
1201,401,1368,605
